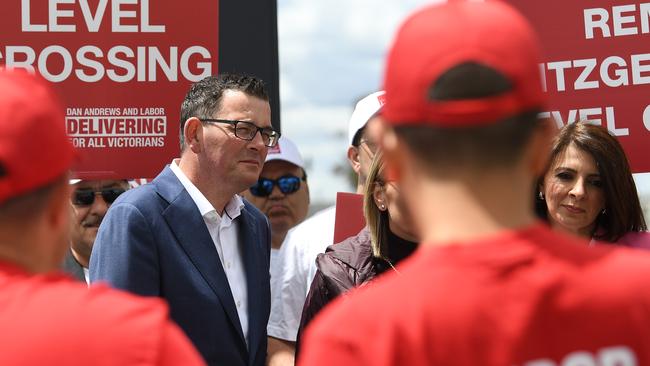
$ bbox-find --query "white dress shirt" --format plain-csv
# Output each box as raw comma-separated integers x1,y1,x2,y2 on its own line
170,160,250,346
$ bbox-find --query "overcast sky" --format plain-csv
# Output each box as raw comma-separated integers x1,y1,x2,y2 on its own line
276,0,433,205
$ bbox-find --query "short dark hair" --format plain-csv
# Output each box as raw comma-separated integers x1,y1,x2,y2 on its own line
393,62,541,175
535,121,647,242
179,73,269,150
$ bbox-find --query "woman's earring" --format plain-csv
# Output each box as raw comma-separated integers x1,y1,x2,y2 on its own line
538,191,545,200
601,208,606,215
380,204,386,210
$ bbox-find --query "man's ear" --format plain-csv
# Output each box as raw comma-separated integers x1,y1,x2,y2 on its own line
368,117,402,182
528,117,555,177
347,145,362,174
184,117,203,154
45,179,72,238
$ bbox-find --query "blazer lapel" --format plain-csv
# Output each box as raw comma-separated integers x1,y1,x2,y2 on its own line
239,207,266,364
156,168,246,345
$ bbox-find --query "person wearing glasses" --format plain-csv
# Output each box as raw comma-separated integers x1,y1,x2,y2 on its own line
90,73,277,366
63,179,128,284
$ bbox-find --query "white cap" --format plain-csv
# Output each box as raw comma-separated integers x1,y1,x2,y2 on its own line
266,137,305,169
348,91,386,146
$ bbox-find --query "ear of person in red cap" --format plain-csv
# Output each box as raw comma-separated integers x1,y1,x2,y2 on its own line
0,69,205,366
298,2,650,365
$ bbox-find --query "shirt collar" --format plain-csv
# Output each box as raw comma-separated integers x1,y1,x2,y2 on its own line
170,159,244,220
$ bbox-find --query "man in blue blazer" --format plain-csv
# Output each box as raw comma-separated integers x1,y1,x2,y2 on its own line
90,73,279,366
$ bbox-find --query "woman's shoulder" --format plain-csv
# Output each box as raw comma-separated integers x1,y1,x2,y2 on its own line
316,227,374,276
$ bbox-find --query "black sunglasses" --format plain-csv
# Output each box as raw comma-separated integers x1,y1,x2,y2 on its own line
72,188,126,206
249,175,304,197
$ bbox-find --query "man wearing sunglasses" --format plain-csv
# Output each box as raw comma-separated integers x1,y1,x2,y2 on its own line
62,179,128,284
242,137,309,252
90,73,275,366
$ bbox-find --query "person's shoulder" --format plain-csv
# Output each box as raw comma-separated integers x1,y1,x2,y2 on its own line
319,228,373,270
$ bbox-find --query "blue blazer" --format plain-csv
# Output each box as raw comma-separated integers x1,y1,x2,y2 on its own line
90,166,271,366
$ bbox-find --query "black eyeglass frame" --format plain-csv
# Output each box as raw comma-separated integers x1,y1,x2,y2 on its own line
71,188,126,206
248,174,306,197
199,118,281,147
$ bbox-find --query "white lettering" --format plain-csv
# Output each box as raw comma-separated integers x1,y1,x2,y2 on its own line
76,46,104,82
38,45,73,82
574,59,599,89
180,46,212,82
140,0,164,32
148,47,177,81
631,53,650,84
642,3,650,34
579,108,603,125
49,0,76,32
4,46,37,72
605,106,629,136
600,56,629,87
547,61,572,92
612,5,638,36
78,0,109,32
107,46,136,82
21,0,47,32
584,8,610,39
112,0,138,32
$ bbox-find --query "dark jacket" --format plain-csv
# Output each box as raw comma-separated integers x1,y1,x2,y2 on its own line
296,227,392,353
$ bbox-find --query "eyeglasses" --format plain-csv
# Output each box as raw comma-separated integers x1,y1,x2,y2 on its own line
249,175,305,197
200,118,281,147
72,188,126,206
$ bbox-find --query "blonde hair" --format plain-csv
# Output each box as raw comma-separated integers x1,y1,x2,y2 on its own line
363,152,388,258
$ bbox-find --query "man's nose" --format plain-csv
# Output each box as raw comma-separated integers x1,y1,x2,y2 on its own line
89,192,110,215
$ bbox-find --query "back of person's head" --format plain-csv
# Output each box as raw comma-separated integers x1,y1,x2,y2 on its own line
380,1,547,176
0,69,75,272
536,121,647,241
179,73,269,150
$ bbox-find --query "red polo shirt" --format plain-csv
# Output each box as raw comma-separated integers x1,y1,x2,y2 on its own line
299,223,650,366
0,261,205,365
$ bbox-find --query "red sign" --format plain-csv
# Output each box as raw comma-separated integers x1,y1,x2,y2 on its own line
508,1,650,173
333,192,366,244
1,0,219,179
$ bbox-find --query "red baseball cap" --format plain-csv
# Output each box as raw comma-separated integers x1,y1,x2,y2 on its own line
0,69,75,204
382,0,546,127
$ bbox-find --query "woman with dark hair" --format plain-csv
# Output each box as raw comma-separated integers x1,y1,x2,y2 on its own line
536,120,648,245
296,152,418,348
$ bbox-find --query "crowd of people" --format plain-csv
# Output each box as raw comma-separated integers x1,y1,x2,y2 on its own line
1,1,650,366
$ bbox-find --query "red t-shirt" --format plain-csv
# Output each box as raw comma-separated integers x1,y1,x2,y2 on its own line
0,262,205,365
299,223,650,366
